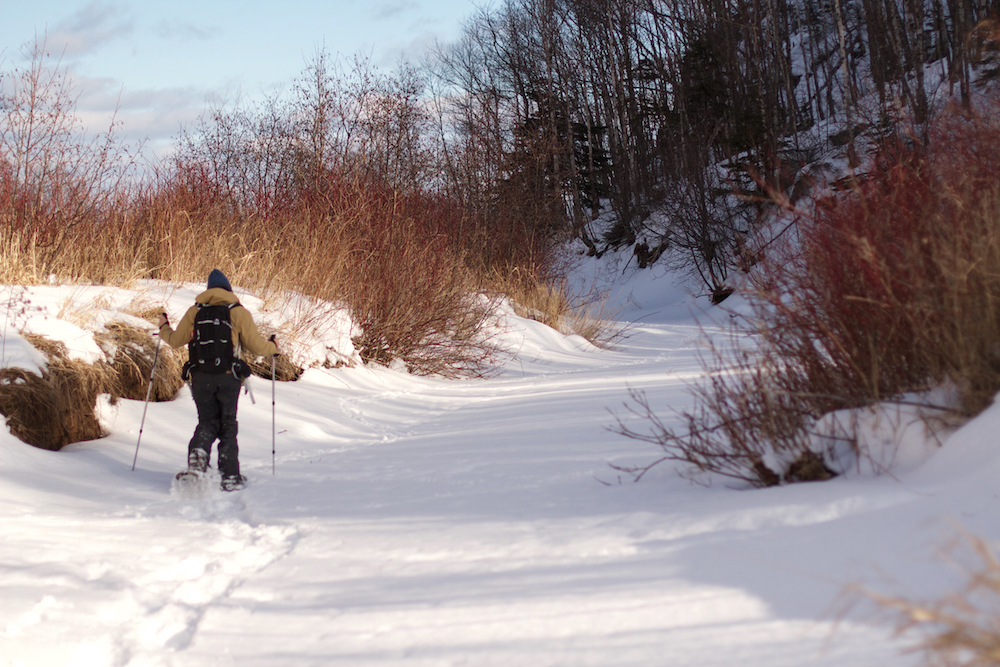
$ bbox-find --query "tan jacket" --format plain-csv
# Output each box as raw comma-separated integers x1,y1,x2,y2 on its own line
158,288,278,358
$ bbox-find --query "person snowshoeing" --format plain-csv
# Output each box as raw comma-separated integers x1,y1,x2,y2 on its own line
157,269,278,491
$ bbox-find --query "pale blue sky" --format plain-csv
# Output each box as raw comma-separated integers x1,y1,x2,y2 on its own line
1,0,481,158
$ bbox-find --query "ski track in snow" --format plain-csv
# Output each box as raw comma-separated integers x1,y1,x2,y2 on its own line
2,278,994,666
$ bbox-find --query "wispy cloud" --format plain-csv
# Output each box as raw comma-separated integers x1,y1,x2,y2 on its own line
46,2,134,57
374,1,419,21
376,31,439,67
70,73,208,158
155,19,218,43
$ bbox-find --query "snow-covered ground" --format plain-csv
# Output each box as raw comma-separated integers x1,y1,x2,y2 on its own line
2,263,998,666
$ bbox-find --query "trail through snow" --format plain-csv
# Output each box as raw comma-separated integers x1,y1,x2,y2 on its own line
2,268,998,665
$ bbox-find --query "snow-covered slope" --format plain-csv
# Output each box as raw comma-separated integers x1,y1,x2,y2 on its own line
1,265,997,666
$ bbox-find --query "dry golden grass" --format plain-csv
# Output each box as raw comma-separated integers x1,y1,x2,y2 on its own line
243,350,303,382
491,270,621,349
95,322,184,402
859,533,1000,667
0,322,189,450
0,335,110,450
1,168,606,375
564,298,624,349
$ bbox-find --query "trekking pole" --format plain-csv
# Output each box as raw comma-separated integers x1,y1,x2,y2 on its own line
132,331,162,471
271,354,276,475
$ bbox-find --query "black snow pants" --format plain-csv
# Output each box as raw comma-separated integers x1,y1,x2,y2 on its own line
188,371,242,478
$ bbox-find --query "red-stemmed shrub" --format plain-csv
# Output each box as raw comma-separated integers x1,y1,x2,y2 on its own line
617,103,1000,486
783,110,1000,413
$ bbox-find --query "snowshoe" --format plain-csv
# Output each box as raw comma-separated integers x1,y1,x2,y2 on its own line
174,469,203,485
221,474,247,492
171,468,209,498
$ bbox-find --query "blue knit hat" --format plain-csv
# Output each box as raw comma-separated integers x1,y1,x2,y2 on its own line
207,269,232,292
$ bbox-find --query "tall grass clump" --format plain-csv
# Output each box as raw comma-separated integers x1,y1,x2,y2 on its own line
108,163,503,377
0,41,139,285
861,533,1000,667
617,104,1000,486
0,335,110,450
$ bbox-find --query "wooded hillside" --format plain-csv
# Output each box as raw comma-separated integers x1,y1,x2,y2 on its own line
428,0,1000,298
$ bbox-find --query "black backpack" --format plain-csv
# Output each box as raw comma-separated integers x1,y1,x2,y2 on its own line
188,302,237,374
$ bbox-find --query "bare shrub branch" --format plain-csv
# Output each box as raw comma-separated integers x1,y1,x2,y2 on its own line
615,104,1000,486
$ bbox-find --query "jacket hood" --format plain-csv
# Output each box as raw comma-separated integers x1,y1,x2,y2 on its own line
196,288,240,307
